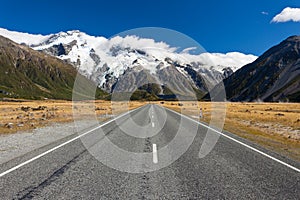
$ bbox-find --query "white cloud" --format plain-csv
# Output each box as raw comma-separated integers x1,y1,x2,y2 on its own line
271,7,300,23
102,36,258,72
180,52,257,71
181,47,197,53
181,47,197,54
261,11,269,15
105,35,177,53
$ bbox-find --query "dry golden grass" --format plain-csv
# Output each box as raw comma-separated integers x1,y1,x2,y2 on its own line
157,101,300,161
1,100,299,161
0,100,146,134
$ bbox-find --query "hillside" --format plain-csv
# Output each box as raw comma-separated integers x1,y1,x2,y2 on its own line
207,36,300,102
0,35,106,100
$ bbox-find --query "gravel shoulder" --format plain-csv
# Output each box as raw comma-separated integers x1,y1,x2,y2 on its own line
0,119,101,165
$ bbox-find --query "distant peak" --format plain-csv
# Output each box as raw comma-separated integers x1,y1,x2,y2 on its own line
55,30,83,37
67,30,81,34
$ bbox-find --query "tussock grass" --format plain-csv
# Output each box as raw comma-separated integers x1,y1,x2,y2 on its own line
1,100,299,161
157,101,300,161
0,100,145,134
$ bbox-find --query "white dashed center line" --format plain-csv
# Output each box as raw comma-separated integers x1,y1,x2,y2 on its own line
153,143,158,163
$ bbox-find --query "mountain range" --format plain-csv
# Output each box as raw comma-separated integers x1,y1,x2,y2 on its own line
0,28,256,100
0,28,299,102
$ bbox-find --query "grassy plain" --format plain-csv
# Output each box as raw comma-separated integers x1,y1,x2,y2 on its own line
0,100,299,161
0,100,145,134
158,101,300,161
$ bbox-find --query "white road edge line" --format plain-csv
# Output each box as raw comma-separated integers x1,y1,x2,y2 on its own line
0,105,145,178
153,143,158,164
152,122,155,127
163,105,300,173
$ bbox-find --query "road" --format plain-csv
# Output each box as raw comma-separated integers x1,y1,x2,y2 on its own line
0,104,299,199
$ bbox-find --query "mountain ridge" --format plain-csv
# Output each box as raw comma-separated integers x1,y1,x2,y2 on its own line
209,35,300,102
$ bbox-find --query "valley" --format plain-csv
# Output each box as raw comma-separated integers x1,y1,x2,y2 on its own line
0,2,299,199
0,28,299,163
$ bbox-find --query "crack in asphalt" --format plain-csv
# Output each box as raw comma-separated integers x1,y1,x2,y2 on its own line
14,150,86,200
137,137,154,199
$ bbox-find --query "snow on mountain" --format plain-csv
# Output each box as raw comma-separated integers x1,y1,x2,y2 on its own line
0,28,258,95
0,28,51,45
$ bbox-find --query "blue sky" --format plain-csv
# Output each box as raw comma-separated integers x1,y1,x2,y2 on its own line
0,0,299,55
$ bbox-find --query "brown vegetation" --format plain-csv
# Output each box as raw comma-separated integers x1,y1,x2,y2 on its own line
1,100,299,161
158,101,300,161
0,100,145,134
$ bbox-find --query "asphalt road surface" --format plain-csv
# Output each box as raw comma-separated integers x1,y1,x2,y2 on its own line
0,104,299,199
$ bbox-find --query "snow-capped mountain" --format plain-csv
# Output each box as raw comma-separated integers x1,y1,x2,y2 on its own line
0,28,257,97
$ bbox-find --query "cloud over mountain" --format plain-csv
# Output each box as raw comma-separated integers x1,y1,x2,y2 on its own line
0,27,258,97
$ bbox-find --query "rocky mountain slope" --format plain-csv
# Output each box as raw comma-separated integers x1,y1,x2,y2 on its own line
0,28,257,99
211,36,300,102
0,35,106,100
